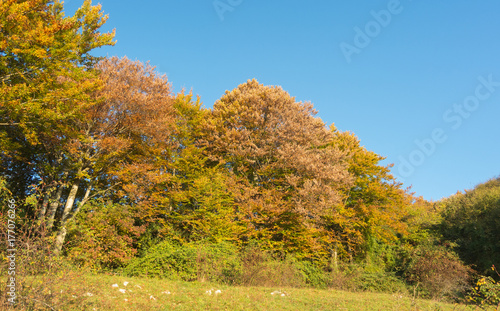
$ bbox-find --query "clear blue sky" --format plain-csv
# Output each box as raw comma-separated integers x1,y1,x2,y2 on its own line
65,0,500,201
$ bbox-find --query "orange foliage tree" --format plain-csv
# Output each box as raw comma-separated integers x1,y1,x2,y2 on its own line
201,79,353,258
325,128,412,262
49,56,176,255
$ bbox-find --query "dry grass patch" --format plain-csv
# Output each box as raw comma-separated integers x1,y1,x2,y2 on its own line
3,272,493,310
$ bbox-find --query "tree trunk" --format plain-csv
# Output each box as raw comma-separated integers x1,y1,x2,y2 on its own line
46,185,64,231
53,226,67,256
68,185,91,219
37,191,50,221
60,182,79,223
53,182,79,255
46,171,69,230
53,182,93,256
333,245,338,273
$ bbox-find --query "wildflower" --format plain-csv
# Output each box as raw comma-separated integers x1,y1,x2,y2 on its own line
84,292,94,297
112,284,119,288
135,285,142,289
215,290,222,295
119,289,126,294
271,290,287,296
162,291,171,295
150,295,156,300
123,281,129,286
206,289,212,295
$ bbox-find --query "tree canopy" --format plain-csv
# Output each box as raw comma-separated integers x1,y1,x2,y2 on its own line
439,177,500,275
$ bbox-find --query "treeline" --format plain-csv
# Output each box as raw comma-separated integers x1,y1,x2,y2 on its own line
1,0,499,304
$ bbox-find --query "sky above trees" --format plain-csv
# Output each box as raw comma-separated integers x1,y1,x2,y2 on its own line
63,0,500,200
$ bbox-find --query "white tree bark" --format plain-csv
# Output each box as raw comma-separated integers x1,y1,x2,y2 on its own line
46,185,64,231
37,192,50,221
53,183,93,256
53,182,79,255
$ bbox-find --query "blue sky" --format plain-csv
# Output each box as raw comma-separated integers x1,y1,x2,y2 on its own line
65,0,500,201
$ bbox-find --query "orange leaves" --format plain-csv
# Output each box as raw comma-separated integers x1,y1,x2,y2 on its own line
99,136,132,155
93,57,175,143
200,79,355,257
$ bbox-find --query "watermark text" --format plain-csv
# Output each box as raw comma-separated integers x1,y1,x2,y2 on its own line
340,0,405,63
5,198,17,306
213,0,243,21
396,74,499,179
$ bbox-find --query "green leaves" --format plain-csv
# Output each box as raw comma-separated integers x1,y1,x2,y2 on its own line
439,177,500,275
123,240,241,283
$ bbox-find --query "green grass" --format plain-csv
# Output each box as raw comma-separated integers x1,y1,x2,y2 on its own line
3,272,495,311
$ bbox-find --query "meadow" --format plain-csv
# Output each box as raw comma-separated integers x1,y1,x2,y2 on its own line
1,272,494,311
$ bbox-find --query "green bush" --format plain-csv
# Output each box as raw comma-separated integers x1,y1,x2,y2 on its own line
122,240,241,283
294,260,332,288
196,241,242,284
354,270,408,293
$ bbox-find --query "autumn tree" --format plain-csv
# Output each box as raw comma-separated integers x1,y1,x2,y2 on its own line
46,56,175,255
0,0,114,203
202,79,352,257
0,0,115,165
154,93,246,244
325,128,412,261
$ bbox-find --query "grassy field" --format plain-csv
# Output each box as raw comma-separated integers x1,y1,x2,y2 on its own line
3,273,496,311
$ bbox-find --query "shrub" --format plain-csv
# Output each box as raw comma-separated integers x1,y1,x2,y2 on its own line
354,271,408,293
0,219,96,310
122,240,241,284
332,262,408,294
467,265,500,307
195,241,242,284
294,260,332,288
65,200,145,271
126,240,327,288
236,245,305,287
402,244,471,299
